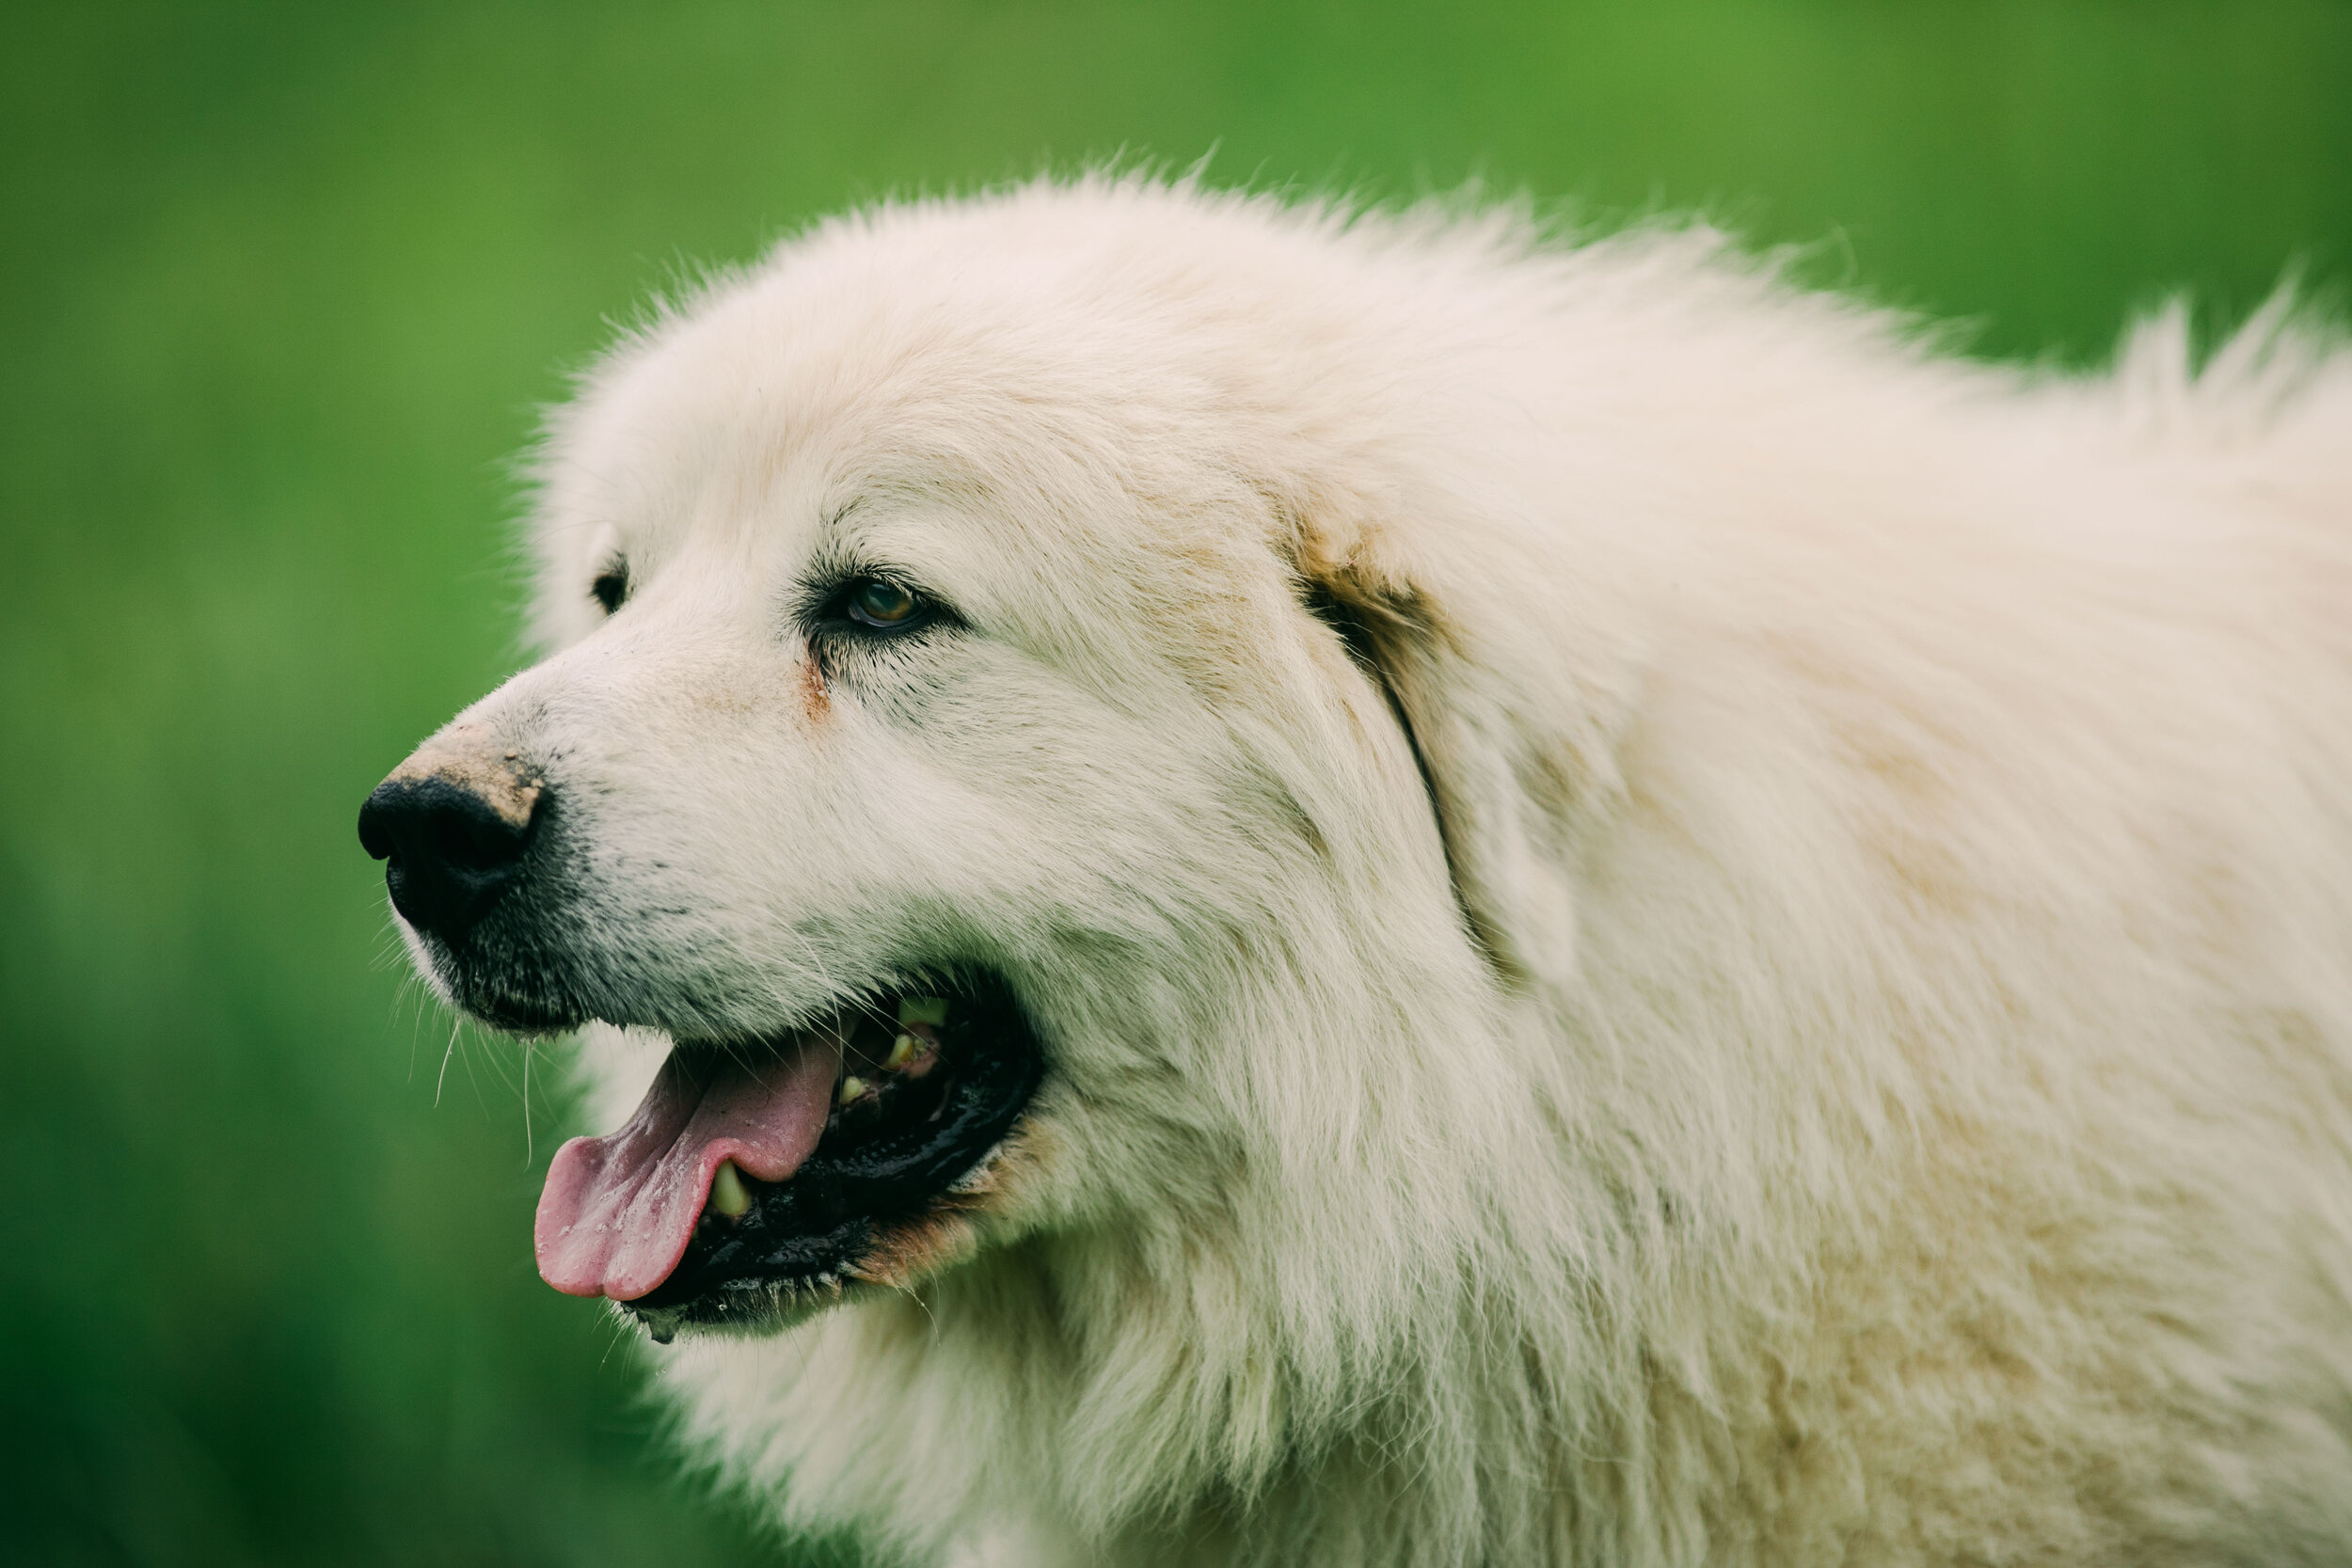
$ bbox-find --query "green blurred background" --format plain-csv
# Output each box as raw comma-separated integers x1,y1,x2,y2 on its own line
3,3,2346,1563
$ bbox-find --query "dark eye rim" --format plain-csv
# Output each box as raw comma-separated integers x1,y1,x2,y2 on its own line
590,559,629,615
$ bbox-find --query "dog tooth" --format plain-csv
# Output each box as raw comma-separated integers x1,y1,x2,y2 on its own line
837,1074,867,1106
707,1159,751,1219
898,996,951,1027
886,1032,918,1069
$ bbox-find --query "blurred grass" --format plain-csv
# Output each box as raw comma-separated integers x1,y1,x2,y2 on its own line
1,3,2345,1563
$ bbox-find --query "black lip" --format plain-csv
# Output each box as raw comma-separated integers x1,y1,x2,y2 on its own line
454,983,591,1035
622,974,1042,1334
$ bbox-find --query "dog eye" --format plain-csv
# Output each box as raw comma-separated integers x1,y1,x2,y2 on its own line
845,578,923,629
590,562,629,615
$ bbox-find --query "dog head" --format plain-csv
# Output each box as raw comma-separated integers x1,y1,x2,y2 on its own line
361,182,1630,1349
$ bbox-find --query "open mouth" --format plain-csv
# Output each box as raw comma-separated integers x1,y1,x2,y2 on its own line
533,974,1041,1339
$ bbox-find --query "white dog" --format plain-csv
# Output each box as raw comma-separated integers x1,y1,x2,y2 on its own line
361,176,2352,1566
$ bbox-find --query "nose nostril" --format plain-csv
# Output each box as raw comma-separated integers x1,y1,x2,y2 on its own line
357,771,546,941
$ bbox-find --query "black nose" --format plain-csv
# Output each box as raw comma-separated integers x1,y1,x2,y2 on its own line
358,776,543,943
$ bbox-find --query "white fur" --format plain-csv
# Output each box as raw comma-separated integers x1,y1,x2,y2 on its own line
447,175,2352,1563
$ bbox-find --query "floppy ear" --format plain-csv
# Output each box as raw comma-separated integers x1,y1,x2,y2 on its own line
1298,541,1627,999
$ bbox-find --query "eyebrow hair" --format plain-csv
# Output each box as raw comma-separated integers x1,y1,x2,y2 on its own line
794,534,876,601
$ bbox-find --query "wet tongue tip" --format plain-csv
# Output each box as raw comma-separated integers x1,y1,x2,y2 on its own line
532,1032,844,1301
533,1135,717,1300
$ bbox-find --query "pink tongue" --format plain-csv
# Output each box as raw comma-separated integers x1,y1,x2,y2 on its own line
535,1034,841,1301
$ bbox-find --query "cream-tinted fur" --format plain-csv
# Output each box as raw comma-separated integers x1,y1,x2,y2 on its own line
469,177,2352,1564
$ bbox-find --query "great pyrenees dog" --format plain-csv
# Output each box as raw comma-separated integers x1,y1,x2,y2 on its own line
360,176,2352,1566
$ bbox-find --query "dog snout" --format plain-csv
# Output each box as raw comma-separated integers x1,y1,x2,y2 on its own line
358,752,547,944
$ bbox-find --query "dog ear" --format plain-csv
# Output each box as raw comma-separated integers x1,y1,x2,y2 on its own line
1299,550,1620,997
